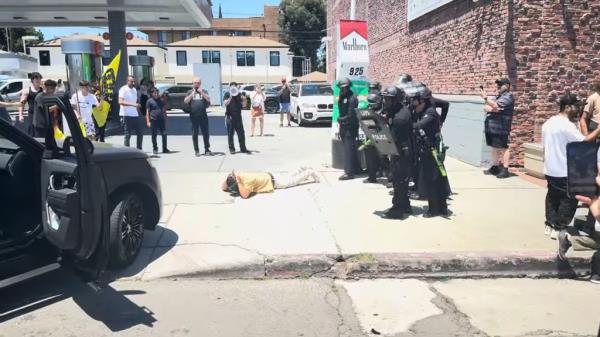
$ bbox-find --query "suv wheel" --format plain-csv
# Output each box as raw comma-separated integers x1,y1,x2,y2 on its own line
109,193,145,268
297,108,304,127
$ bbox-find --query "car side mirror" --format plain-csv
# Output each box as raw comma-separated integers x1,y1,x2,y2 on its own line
0,88,6,95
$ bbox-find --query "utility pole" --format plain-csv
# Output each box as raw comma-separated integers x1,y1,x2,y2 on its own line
5,27,10,52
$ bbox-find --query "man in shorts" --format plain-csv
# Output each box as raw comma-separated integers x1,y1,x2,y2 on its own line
481,78,515,179
278,77,292,127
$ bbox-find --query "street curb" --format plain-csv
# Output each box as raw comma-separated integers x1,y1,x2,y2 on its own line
167,252,593,281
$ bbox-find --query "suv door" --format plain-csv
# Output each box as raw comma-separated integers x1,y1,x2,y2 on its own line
39,96,109,280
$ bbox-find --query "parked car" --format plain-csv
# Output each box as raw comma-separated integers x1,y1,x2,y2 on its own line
0,78,30,111
290,83,334,126
0,96,161,289
155,84,193,111
263,85,299,114
264,86,282,114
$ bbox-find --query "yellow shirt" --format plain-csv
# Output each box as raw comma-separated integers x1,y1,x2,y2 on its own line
237,172,274,194
585,92,600,123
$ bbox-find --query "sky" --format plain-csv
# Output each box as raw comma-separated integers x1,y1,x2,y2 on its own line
37,0,281,40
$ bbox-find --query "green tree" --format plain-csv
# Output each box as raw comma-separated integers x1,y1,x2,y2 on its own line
278,0,326,73
0,28,44,53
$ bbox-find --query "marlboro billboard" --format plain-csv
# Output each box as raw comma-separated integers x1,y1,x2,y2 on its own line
336,20,369,81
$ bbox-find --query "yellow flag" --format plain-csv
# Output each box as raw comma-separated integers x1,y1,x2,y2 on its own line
93,50,121,127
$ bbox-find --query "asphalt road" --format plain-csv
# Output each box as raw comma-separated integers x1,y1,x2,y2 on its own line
2,270,599,337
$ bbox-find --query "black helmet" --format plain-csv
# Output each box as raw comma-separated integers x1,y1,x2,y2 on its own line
382,86,400,97
367,93,382,104
368,81,381,90
337,77,351,88
397,74,413,84
417,86,433,100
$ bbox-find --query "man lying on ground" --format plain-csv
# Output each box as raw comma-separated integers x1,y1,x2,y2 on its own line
222,167,320,199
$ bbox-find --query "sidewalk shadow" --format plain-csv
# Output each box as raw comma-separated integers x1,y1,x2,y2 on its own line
116,225,179,280
199,151,226,157
0,270,156,332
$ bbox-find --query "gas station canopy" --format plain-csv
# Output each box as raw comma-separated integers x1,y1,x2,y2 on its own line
0,0,212,27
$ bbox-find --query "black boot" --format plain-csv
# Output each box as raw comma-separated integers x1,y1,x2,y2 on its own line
496,167,510,179
483,165,500,176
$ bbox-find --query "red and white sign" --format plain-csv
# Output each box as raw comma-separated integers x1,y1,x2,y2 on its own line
336,20,369,81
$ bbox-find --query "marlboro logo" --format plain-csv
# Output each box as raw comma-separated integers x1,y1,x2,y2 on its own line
339,20,368,40
342,38,368,51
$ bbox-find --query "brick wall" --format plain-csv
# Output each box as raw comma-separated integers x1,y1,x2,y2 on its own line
327,0,600,165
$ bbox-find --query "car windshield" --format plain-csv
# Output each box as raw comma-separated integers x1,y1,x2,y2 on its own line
301,85,332,96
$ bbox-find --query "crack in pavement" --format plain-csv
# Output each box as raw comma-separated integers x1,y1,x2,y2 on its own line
317,280,366,337
309,187,344,258
390,284,490,337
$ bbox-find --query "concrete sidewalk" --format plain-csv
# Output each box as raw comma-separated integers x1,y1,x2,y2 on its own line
108,110,591,281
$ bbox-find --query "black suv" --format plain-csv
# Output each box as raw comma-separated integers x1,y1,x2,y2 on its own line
0,96,161,289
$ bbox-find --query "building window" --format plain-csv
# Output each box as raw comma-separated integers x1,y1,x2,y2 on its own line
157,31,168,48
230,31,250,37
237,51,255,67
137,50,148,56
39,50,50,66
202,50,221,64
176,51,187,66
270,51,280,67
181,31,192,40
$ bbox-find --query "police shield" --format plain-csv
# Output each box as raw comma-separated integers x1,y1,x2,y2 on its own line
357,108,399,156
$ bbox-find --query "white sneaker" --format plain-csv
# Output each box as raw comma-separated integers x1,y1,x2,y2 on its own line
544,225,552,236
550,229,559,240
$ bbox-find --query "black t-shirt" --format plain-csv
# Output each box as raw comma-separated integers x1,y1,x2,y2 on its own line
32,93,49,131
279,85,291,103
187,89,210,117
147,97,165,120
224,92,243,118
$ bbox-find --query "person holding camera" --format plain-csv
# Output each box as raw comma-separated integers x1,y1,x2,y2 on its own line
542,95,600,239
480,78,515,179
224,82,249,155
278,77,292,127
184,77,212,157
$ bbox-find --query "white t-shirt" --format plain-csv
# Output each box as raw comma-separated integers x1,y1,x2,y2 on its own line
70,92,98,124
542,114,585,177
119,85,139,117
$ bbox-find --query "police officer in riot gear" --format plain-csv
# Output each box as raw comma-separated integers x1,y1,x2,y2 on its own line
412,87,451,217
368,81,382,95
337,77,361,180
382,86,413,219
362,93,387,183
